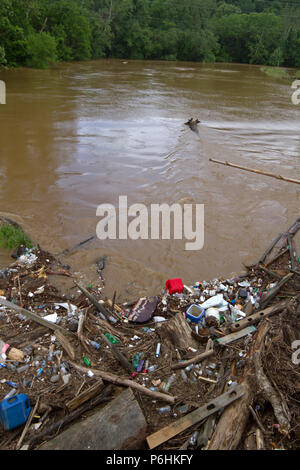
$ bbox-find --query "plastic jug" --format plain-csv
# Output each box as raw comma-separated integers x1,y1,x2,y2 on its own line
0,394,31,430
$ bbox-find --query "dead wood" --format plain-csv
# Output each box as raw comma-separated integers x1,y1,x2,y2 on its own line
207,321,270,449
26,385,114,449
69,361,176,404
157,312,198,350
253,350,290,436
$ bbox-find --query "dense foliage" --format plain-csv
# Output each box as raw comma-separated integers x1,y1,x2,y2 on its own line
0,0,300,68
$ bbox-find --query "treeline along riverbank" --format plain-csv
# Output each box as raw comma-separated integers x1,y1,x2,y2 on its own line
1,0,300,69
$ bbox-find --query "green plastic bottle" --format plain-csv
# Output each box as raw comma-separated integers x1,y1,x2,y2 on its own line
104,333,119,344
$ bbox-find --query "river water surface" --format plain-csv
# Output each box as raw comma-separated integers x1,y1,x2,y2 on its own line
0,60,299,301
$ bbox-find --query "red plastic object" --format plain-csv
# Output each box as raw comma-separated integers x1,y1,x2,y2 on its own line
166,278,184,295
130,372,138,379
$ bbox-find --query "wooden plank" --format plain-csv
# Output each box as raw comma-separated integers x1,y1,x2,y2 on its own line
146,385,245,449
260,273,294,308
287,233,298,271
228,301,288,332
66,380,105,412
55,330,76,360
216,326,257,345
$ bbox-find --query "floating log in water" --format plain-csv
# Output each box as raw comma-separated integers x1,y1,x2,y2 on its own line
57,235,96,256
184,118,200,133
209,158,300,185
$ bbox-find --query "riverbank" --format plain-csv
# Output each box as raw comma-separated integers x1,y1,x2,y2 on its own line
0,217,299,450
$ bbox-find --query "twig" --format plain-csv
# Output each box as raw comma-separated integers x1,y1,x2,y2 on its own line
258,233,283,265
256,428,265,450
74,282,118,322
257,264,282,280
26,386,114,449
260,273,294,309
171,350,215,370
70,361,176,404
0,297,71,334
209,158,300,185
265,247,289,267
16,396,40,450
197,375,217,384
101,333,133,373
248,405,268,434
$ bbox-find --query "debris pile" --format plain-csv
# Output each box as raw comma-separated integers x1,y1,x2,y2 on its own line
0,217,299,450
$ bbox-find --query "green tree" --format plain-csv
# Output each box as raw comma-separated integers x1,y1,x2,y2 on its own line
45,1,92,60
0,17,28,66
26,31,57,68
269,47,284,66
0,46,7,67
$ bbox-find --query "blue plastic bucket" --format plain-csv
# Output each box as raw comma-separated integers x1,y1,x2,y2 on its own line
186,304,205,324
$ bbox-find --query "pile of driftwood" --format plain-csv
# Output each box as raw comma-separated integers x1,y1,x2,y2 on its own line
0,217,299,450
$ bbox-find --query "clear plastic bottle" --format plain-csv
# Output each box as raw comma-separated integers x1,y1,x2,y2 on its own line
164,373,176,391
181,370,189,383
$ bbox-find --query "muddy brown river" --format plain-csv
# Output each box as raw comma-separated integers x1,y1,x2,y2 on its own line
0,60,299,302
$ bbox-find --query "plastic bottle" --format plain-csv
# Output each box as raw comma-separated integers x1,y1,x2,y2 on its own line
35,368,43,378
17,365,30,374
108,315,117,324
148,365,158,372
104,333,119,344
181,370,189,383
62,374,71,385
132,353,142,370
188,431,199,448
137,360,144,373
60,364,67,375
164,373,176,392
82,357,91,367
157,406,171,413
6,381,18,388
22,378,31,387
89,340,100,350
3,388,17,400
155,343,161,357
50,375,59,383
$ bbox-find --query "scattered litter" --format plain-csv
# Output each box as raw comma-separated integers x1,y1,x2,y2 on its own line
0,217,299,451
